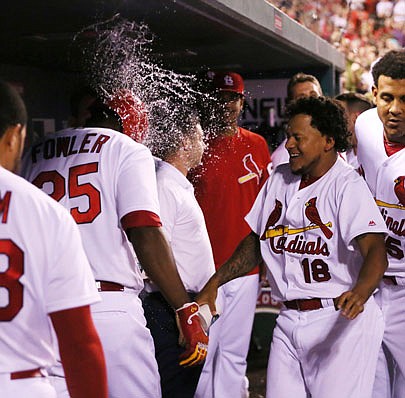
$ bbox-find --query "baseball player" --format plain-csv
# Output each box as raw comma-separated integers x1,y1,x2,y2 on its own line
198,96,388,398
21,91,208,397
355,49,405,398
142,109,216,397
190,71,271,398
270,73,323,169
0,81,107,398
335,92,373,171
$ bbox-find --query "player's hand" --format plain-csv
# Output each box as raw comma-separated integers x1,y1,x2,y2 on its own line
335,290,367,320
196,278,219,317
175,302,208,367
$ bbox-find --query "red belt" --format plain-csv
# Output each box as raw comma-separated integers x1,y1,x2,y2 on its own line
11,368,44,380
382,276,398,286
284,298,337,311
96,280,124,292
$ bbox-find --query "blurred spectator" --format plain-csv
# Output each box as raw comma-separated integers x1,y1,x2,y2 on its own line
393,0,405,22
265,0,404,93
376,0,394,17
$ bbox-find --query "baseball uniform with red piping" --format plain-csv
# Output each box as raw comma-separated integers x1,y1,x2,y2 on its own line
246,157,386,397
22,127,162,398
356,107,405,397
0,167,99,398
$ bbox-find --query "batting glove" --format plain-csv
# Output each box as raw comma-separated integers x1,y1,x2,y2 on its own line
176,302,208,367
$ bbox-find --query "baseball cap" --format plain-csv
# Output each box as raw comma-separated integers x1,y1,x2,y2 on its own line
212,72,244,95
107,90,149,143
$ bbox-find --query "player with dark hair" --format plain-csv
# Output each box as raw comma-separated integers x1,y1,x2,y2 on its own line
335,92,373,170
0,81,107,398
22,90,208,397
335,92,373,115
371,50,405,83
356,48,405,398
198,95,388,398
285,96,350,153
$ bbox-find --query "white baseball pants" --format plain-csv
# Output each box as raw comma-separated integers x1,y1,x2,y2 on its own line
0,374,57,398
266,297,383,398
195,273,259,398
373,283,405,398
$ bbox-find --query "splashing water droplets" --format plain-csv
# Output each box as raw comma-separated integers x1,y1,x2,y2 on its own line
75,16,221,156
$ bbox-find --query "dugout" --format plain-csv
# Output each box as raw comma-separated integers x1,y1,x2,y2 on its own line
0,0,345,362
0,0,344,135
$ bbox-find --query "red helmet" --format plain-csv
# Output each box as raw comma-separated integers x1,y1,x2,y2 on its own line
107,90,148,143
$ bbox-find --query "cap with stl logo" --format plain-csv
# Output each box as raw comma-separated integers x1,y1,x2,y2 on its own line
212,72,244,95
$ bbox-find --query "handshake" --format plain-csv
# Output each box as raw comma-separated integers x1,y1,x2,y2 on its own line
176,302,219,367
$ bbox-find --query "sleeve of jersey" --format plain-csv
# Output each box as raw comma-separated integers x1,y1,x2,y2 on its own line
45,208,100,314
338,174,388,250
245,177,272,235
116,141,161,225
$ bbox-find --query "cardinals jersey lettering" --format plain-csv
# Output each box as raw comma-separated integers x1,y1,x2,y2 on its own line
21,128,160,290
0,167,99,372
356,108,405,275
246,158,387,302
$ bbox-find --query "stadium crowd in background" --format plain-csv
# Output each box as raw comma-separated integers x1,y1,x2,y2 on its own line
266,0,404,93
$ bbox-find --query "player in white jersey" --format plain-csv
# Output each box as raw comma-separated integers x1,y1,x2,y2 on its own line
355,49,405,398
335,92,373,172
21,95,208,397
0,81,107,398
142,109,216,397
198,96,388,398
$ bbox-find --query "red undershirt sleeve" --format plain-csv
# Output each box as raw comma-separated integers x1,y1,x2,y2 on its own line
121,210,162,230
50,306,108,398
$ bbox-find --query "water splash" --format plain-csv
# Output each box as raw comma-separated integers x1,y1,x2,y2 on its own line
73,15,226,170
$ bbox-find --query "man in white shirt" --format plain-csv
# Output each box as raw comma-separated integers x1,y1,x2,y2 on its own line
142,108,216,397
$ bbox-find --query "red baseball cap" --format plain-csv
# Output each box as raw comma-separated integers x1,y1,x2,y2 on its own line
212,72,244,95
107,90,148,143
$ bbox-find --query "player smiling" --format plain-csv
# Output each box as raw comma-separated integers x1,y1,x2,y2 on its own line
198,96,388,398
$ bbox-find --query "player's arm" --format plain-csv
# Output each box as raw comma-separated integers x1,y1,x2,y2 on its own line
127,225,190,308
336,232,388,320
197,231,262,314
50,305,108,398
128,225,208,367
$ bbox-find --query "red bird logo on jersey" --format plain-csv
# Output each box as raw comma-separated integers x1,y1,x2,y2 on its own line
304,197,333,239
394,176,405,206
238,154,262,185
260,199,283,240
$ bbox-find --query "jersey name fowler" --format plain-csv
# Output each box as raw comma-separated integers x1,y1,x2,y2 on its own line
30,132,111,163
260,197,332,257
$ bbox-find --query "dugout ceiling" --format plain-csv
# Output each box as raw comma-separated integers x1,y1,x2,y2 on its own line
1,0,345,78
